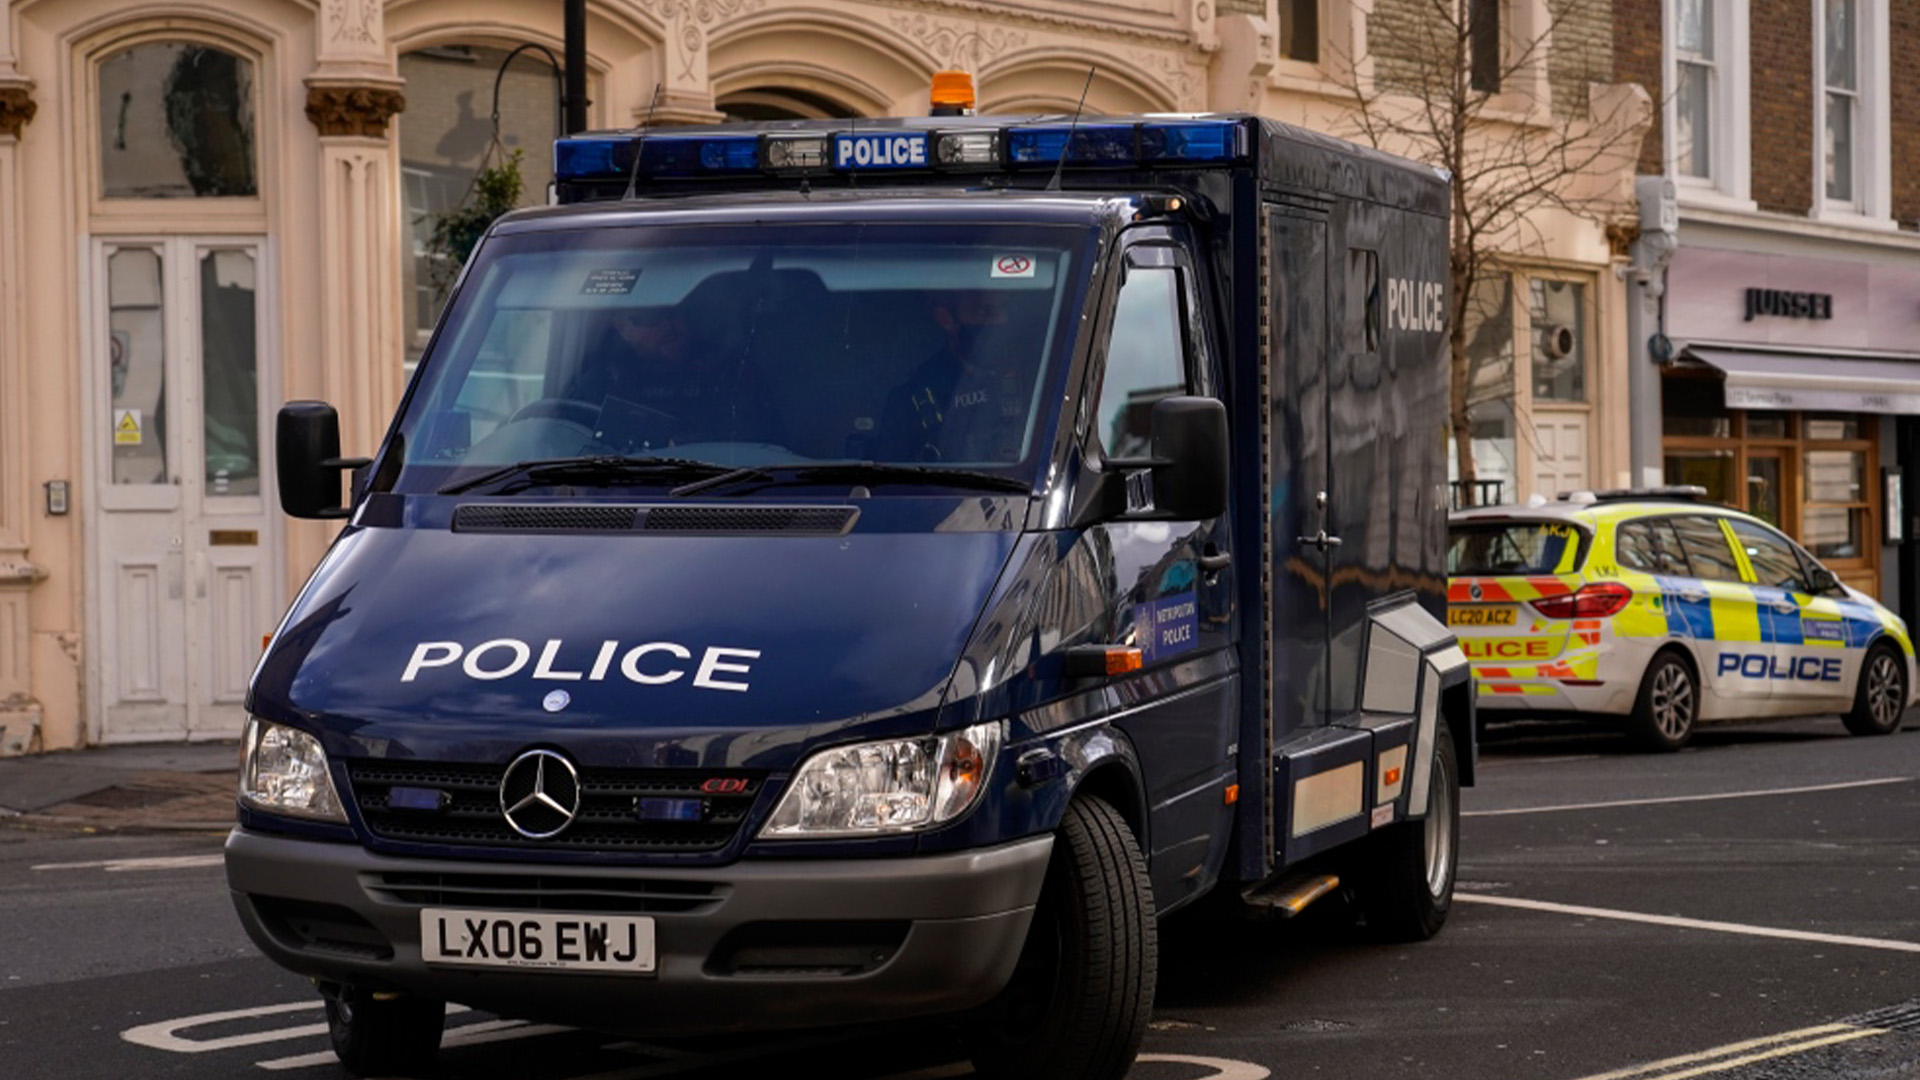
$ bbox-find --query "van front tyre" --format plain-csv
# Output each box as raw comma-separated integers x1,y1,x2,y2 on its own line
1843,643,1908,736
1630,650,1698,752
322,984,445,1078
968,796,1156,1080
1356,719,1459,942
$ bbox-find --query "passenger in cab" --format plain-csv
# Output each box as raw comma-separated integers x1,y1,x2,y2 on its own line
877,290,1032,462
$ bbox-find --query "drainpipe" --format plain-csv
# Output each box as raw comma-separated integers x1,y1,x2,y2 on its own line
1627,175,1679,488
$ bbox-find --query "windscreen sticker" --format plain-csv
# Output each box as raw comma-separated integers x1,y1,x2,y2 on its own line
1132,590,1199,663
991,255,1036,279
581,269,641,296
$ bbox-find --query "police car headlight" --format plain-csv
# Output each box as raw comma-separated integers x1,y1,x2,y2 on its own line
760,721,1003,838
240,717,346,823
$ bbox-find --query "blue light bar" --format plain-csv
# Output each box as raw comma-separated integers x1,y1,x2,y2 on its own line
1006,123,1136,168
554,135,638,182
637,134,761,177
1139,120,1245,163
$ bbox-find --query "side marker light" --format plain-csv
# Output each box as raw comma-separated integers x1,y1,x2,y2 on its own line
1224,784,1239,805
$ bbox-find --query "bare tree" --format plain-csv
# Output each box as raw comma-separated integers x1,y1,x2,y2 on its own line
1331,0,1649,505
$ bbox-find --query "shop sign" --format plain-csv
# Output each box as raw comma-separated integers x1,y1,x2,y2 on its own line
1744,287,1833,321
1725,385,1920,414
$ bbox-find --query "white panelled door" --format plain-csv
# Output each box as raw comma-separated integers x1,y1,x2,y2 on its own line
90,238,281,743
1533,412,1590,498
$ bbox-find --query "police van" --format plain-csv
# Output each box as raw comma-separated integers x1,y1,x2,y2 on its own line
226,83,1472,1080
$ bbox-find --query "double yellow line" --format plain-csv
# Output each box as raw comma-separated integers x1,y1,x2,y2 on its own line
1566,1022,1887,1080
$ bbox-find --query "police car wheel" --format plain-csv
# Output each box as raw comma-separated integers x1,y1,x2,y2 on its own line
1355,719,1459,942
1843,644,1907,736
321,983,444,1078
1630,651,1697,752
968,796,1156,1080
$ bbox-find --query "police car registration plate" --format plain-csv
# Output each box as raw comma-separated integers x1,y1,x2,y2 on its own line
421,908,656,974
1448,607,1515,627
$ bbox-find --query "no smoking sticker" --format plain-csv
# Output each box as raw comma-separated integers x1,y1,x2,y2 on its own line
991,254,1035,278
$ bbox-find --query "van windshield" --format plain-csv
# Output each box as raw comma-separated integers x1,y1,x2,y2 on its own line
388,222,1092,494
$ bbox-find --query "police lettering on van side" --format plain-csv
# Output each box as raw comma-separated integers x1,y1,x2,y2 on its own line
1715,653,1843,682
403,639,761,692
1387,278,1445,334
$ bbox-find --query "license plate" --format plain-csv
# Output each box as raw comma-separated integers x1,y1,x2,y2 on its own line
421,908,656,974
1449,607,1515,626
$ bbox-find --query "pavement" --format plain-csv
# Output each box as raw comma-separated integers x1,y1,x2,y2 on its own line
0,741,239,832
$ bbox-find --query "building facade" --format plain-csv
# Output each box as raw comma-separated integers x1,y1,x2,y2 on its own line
0,0,1640,752
1617,0,1920,610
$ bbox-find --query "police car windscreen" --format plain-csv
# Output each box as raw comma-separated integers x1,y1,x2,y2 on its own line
1448,521,1590,576
392,222,1090,489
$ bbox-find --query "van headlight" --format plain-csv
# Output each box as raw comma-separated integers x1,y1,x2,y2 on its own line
759,721,1003,838
240,717,347,823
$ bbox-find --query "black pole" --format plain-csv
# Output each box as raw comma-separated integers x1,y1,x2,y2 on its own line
563,0,589,134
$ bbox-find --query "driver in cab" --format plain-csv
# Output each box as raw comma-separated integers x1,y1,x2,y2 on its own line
569,307,774,450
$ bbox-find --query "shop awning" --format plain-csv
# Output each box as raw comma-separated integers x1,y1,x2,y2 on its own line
1685,346,1920,414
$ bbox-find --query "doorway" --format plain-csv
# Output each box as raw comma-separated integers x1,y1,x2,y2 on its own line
87,236,281,742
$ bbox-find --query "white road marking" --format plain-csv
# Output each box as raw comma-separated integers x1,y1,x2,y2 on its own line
256,1018,569,1070
1135,1054,1272,1079
1458,893,1920,953
1463,776,1912,817
121,1001,470,1054
1563,1023,1884,1080
33,853,225,872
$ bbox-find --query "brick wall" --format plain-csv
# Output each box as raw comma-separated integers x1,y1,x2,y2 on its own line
1749,0,1811,215
1548,0,1613,116
1893,2,1920,228
1367,0,1611,119
1614,0,1661,174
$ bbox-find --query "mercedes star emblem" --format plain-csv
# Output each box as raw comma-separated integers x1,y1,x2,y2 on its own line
499,749,582,839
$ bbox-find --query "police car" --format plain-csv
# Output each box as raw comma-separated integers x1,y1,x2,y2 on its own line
1448,488,1916,750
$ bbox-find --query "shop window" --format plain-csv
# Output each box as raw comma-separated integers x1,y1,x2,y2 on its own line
1530,279,1585,403
399,45,561,372
98,42,257,198
1665,448,1736,505
1662,376,1731,438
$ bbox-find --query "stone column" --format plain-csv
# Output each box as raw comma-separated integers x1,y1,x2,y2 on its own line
0,75,45,753
305,0,406,465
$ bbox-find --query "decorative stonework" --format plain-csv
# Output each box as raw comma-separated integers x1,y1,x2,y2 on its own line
636,0,769,83
305,85,406,138
0,86,36,139
1128,48,1198,108
325,0,378,45
890,14,1030,71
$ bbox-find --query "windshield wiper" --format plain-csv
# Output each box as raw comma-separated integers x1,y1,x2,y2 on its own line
774,462,1033,494
669,465,774,497
438,456,732,496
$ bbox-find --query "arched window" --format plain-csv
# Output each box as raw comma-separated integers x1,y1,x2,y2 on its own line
97,42,257,198
398,44,561,369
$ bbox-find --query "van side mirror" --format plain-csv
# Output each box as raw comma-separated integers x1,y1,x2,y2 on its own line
1107,396,1228,520
277,402,371,519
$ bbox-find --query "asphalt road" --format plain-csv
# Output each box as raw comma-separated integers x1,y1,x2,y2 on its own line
2,714,1916,1080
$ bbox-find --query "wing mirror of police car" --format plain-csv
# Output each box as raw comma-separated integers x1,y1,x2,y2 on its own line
1808,566,1842,595
1105,396,1229,520
277,401,371,519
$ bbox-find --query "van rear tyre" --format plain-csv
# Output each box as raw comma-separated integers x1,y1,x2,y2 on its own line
968,796,1156,1080
1355,720,1459,942
1843,643,1908,736
322,983,445,1078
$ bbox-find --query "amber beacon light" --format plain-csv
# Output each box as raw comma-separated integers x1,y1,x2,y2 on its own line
930,70,976,116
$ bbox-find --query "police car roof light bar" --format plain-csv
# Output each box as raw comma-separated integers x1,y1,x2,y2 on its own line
1573,485,1710,504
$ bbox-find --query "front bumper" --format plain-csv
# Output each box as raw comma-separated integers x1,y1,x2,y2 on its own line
225,828,1051,1035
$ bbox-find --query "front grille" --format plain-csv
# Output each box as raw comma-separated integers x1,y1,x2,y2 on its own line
346,760,764,854
452,504,857,536
454,504,639,532
365,871,723,914
640,506,856,535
